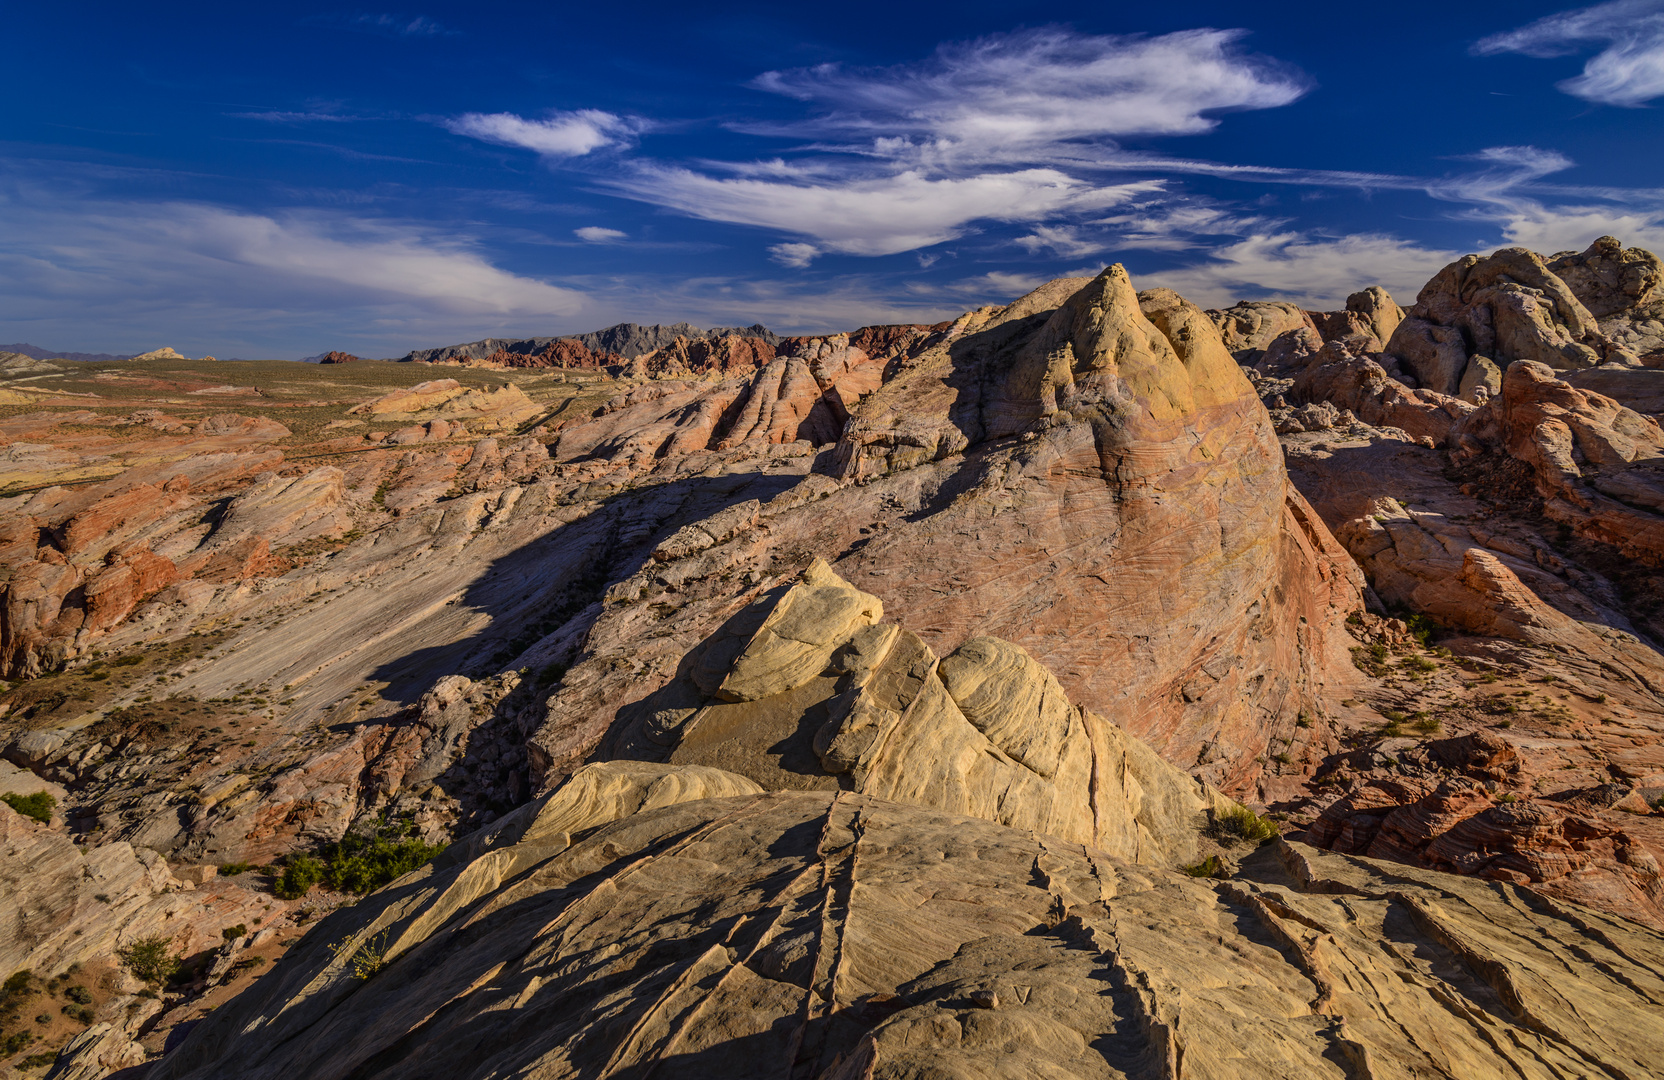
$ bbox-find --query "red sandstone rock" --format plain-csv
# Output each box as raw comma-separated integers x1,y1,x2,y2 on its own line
528,268,1366,800
317,351,359,364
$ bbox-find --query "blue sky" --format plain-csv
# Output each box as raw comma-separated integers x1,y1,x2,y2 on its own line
6,0,1664,358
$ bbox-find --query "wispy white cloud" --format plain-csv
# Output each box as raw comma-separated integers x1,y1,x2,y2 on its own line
448,26,1303,261
1424,145,1577,207
1476,0,1664,106
232,110,359,124
1415,143,1664,254
0,182,590,355
574,226,626,243
1141,232,1458,309
768,242,819,268
751,27,1310,163
1014,225,1105,259
444,110,645,157
1497,202,1664,252
606,165,1161,256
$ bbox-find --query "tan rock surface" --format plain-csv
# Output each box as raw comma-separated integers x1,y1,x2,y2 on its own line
0,801,279,978
1205,299,1316,360
533,267,1365,806
146,783,1664,1080
598,560,1235,866
1385,247,1608,394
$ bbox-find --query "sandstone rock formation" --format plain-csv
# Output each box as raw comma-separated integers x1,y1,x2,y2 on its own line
533,266,1364,806
1385,247,1612,396
1549,235,1664,361
23,242,1664,1079
146,776,1664,1080
1205,299,1315,361
1452,358,1664,563
0,800,278,978
595,559,1237,867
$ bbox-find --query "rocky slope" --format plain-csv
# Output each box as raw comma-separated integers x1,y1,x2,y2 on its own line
147,764,1664,1080
8,244,1664,1075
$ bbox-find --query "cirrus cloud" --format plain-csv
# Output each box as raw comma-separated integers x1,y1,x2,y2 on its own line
751,27,1311,163
605,165,1162,256
444,110,645,157
1476,0,1664,106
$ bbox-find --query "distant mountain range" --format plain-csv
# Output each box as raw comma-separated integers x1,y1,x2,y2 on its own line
0,342,138,363
398,322,780,363
3,321,781,367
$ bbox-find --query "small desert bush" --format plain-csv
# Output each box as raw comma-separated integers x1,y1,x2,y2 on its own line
329,931,389,979
0,793,54,824
1210,805,1279,846
117,936,181,987
1183,854,1226,879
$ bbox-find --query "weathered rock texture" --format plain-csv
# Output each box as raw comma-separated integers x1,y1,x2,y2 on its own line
1453,358,1664,564
1551,235,1664,361
595,559,1237,867
1385,247,1614,397
532,267,1365,804
0,801,278,978
147,776,1664,1080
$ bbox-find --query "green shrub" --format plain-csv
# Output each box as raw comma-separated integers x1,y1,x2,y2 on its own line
217,862,253,876
221,925,246,942
1412,713,1441,734
1401,655,1438,673
63,986,90,1005
1403,613,1438,647
1210,805,1279,846
0,1030,31,1055
322,823,445,895
60,1003,93,1024
274,817,446,900
1183,854,1226,879
117,936,181,987
21,1051,56,1069
0,793,54,824
3,971,30,996
274,854,324,900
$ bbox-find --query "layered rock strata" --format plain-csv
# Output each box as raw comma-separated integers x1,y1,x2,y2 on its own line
147,771,1664,1080
597,559,1237,867
532,267,1365,803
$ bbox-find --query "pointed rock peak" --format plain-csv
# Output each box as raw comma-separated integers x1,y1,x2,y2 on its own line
1137,287,1254,411
1062,264,1197,420
713,558,883,703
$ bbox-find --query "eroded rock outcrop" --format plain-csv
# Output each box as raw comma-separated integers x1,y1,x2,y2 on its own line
535,267,1365,803
1550,235,1664,361
1453,358,1664,563
0,801,278,978
593,560,1236,867
1385,247,1612,396
147,775,1664,1080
